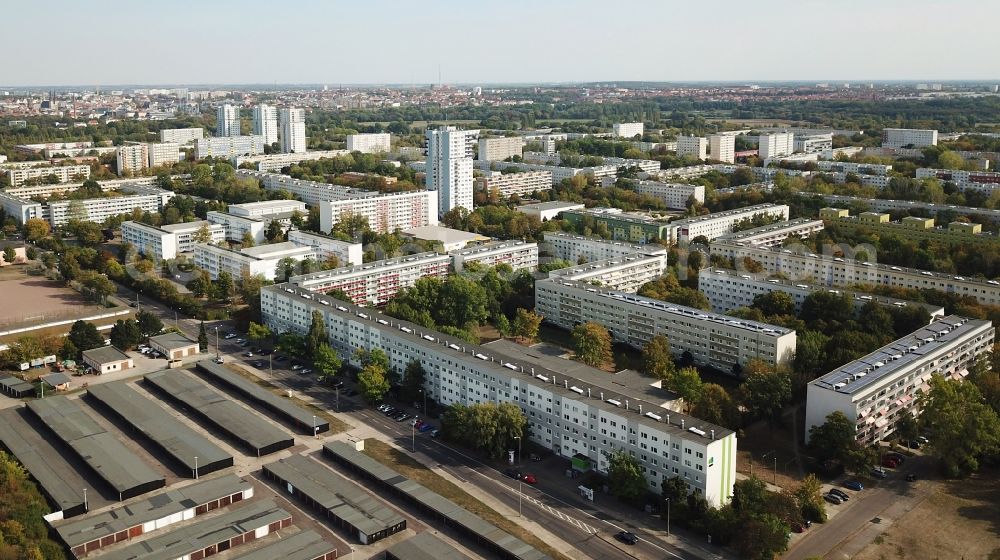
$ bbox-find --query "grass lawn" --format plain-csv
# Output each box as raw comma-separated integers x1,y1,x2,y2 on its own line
363,439,571,560
223,364,352,433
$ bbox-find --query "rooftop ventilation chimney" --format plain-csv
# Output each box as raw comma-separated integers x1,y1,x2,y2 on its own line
588,388,592,398
711,430,715,440
625,400,629,410
681,419,685,429
638,404,642,414
564,380,568,388
666,414,670,425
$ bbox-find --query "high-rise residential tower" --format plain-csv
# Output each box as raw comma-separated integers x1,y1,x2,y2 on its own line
425,126,478,216
279,107,306,154
215,104,241,137
252,104,278,145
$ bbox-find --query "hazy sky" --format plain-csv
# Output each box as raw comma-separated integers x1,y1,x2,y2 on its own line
4,0,999,86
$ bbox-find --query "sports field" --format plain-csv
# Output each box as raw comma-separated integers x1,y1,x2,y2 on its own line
0,278,102,330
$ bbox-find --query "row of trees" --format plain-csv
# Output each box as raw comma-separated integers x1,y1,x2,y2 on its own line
0,451,69,559
440,402,528,460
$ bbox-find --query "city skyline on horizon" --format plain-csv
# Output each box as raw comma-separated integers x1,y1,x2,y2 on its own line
3,0,999,87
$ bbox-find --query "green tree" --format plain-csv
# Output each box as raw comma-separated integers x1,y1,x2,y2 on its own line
215,271,234,302
936,150,965,170
752,291,795,317
606,449,646,501
919,376,1000,477
247,321,272,342
83,274,116,304
2,246,15,264
313,343,342,383
734,513,790,560
192,224,213,244
198,321,208,351
692,383,740,430
437,275,489,328
110,319,142,350
358,363,391,404
572,321,613,368
136,310,163,338
277,332,305,356
642,335,676,380
740,360,791,425
265,220,284,242
807,411,874,472
401,360,427,405
23,218,51,242
668,367,703,409
305,310,327,358
893,413,920,444
732,476,769,514
240,231,256,247
510,308,542,343
794,473,827,523
67,320,104,356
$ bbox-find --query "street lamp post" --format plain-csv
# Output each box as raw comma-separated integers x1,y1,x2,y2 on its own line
666,497,671,536
312,416,318,438
518,479,522,516
411,422,415,452
514,436,522,466
335,386,340,412
83,488,88,512
214,327,220,359
269,353,273,380
418,388,426,414
194,456,199,479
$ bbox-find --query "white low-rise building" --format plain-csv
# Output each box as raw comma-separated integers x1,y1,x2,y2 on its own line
122,220,225,260
667,204,790,244
535,278,796,371
6,164,91,187
401,225,489,252
345,133,392,154
205,211,266,244
228,199,308,220
194,135,266,160
261,282,737,508
794,133,833,154
450,240,538,273
288,252,451,306
193,241,316,281
543,232,666,264
287,229,363,266
515,201,585,222
806,316,992,446
476,170,552,198
698,268,945,319
631,181,705,209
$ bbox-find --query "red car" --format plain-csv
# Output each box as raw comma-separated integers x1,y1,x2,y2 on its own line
882,456,900,468
521,473,537,484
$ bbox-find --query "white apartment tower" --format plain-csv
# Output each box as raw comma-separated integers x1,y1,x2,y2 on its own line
882,128,938,149
280,107,306,154
709,134,736,164
345,133,392,153
676,136,708,160
758,132,795,159
425,126,479,217
216,104,241,137
116,144,149,176
252,104,279,145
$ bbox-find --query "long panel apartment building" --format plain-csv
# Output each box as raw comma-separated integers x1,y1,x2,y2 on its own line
547,253,667,293
710,239,1000,306
882,128,938,149
476,170,553,197
478,136,525,161
535,278,796,372
345,133,392,154
287,229,363,267
806,316,993,446
714,218,824,248
6,164,90,186
194,242,316,281
262,283,737,508
450,240,538,273
667,204,791,244
562,208,672,243
46,185,174,227
160,127,204,144
698,268,945,319
288,252,451,306
234,150,350,172
631,181,705,209
122,220,225,260
543,232,667,264
318,190,437,234
916,168,1000,194
195,135,266,159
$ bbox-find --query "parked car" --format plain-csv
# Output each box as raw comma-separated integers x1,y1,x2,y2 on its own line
829,488,849,501
614,531,639,545
291,364,302,371
885,452,905,464
418,423,434,432
214,357,224,364
394,413,410,422
824,493,843,505
224,333,237,339
244,352,253,358
521,473,537,484
274,355,288,362
430,429,440,438
301,368,313,375
903,439,922,449
905,473,917,482
504,469,521,480
843,480,864,491
870,468,888,479
882,457,900,468
252,360,264,368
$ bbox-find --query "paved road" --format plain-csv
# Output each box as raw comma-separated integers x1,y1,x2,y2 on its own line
785,456,934,560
